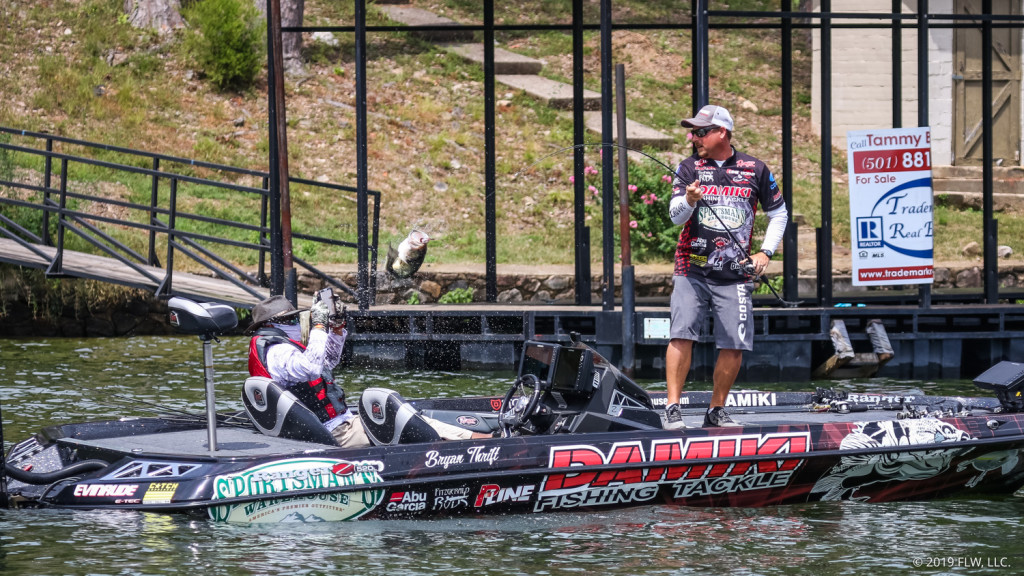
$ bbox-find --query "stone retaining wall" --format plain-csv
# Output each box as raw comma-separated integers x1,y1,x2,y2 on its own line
320,263,1024,305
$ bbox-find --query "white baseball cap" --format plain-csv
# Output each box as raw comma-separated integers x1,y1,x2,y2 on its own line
680,104,734,131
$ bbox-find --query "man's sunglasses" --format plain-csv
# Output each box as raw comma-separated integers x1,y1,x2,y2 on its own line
690,126,719,138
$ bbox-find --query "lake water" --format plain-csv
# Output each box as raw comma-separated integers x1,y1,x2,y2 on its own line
2,336,1023,575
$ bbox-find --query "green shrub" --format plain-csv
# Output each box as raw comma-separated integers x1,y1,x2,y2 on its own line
439,287,474,304
625,156,680,263
183,0,265,91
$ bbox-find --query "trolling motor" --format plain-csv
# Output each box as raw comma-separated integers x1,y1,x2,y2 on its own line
167,297,239,451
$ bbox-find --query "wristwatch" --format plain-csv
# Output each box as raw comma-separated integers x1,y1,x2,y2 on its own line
759,248,774,259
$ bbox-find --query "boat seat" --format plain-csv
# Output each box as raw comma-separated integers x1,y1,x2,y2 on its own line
359,387,442,445
167,297,238,338
242,376,339,445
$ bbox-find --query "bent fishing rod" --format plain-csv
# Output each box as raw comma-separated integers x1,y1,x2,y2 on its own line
515,142,800,308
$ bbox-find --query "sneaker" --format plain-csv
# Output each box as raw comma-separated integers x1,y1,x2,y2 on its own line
664,403,687,429
703,406,743,428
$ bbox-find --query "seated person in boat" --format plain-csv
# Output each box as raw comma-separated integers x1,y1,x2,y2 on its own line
246,295,489,447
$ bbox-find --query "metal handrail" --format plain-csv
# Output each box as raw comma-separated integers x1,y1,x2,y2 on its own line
0,128,380,307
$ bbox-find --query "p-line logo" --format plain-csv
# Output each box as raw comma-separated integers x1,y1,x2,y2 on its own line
857,217,883,248
535,432,810,511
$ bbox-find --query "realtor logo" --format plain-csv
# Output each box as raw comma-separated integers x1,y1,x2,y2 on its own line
856,217,883,248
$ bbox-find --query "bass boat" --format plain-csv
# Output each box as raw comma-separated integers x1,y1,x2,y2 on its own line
3,297,1024,522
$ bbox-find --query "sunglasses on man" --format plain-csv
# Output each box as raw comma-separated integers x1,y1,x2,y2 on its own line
690,126,720,138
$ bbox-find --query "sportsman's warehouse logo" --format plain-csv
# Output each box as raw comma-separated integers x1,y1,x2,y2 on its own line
209,458,385,523
535,433,809,511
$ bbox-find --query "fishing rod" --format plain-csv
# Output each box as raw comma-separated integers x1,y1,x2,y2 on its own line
1,390,8,509
515,142,800,307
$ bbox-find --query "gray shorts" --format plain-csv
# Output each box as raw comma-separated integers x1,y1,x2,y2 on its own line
670,275,754,351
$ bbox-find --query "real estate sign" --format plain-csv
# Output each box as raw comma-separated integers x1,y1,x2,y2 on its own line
847,127,934,286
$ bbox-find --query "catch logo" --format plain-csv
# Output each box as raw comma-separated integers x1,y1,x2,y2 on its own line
536,433,809,511
490,398,502,411
856,217,883,248
475,483,535,507
387,491,427,512
143,482,179,505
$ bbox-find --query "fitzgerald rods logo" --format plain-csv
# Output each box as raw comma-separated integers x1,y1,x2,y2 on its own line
535,432,810,511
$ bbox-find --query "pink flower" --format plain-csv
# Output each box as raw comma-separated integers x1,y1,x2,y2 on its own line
650,194,658,202
643,196,654,205
661,174,672,183
628,184,638,193
589,185,598,195
569,175,575,183
629,220,638,229
584,165,598,176
647,232,653,238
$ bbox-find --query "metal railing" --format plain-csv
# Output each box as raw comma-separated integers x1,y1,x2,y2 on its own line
0,126,380,305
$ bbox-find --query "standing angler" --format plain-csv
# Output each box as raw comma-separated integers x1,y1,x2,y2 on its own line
386,229,430,278
663,104,789,429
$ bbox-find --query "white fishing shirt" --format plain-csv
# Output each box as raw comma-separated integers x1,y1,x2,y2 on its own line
265,323,352,430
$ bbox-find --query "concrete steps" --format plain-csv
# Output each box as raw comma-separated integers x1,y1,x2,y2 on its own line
376,5,473,42
495,74,601,110
582,111,674,150
445,44,544,75
376,2,675,149
932,165,1024,211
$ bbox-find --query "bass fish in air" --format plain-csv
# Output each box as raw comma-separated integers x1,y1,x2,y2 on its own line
386,229,430,278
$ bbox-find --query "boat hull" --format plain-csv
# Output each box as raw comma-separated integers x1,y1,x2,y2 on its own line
6,408,1024,522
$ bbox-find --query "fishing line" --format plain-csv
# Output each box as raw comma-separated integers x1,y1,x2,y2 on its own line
515,142,799,307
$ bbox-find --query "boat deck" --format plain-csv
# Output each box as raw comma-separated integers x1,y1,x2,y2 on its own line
57,406,1000,460
665,408,985,430
62,427,337,459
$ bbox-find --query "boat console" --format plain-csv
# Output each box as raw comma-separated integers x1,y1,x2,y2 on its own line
973,360,1024,412
499,340,661,436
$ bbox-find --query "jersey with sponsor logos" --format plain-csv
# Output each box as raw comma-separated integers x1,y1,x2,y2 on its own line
671,148,785,283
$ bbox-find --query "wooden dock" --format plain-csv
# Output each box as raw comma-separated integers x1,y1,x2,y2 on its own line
0,237,311,308
3,238,1024,381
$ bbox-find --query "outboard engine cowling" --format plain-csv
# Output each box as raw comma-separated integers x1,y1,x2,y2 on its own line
242,377,338,445
359,388,441,445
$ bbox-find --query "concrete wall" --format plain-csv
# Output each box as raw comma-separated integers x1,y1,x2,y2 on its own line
811,1,954,164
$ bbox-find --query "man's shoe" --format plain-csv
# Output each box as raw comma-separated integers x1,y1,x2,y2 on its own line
703,406,743,428
664,403,687,429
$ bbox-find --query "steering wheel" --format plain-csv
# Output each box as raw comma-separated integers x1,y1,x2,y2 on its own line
498,374,546,437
